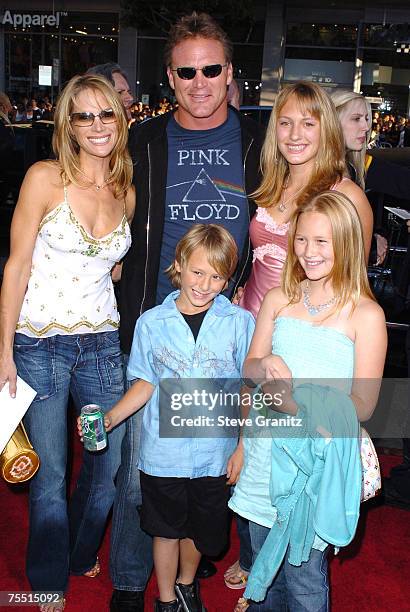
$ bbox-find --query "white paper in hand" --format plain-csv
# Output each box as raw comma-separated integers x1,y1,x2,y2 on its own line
0,376,37,453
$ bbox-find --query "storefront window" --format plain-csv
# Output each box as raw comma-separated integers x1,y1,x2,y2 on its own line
363,23,410,48
286,23,357,47
359,24,410,114
136,37,168,106
3,11,119,100
284,21,357,89
61,35,117,83
285,43,355,86
9,35,30,78
361,47,410,114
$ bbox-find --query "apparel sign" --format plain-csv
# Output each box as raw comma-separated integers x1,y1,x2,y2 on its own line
1,10,66,28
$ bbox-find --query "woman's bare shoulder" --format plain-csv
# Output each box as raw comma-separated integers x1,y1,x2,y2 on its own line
18,161,65,216
337,177,369,204
26,160,63,188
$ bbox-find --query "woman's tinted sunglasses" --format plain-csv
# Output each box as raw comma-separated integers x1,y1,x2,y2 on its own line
171,63,228,80
69,109,116,127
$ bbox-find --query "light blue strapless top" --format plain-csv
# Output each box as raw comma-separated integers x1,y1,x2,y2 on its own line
229,317,354,531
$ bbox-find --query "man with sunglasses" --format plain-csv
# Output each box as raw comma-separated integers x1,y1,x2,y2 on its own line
111,12,264,612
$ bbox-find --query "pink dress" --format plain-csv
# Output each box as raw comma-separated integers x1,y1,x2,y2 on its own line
239,179,349,318
239,207,289,318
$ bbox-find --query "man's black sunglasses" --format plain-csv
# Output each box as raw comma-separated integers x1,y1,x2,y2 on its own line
171,64,228,80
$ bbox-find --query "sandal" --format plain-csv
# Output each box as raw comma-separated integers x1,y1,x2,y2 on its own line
224,560,249,590
234,597,249,612
83,556,101,578
39,597,66,612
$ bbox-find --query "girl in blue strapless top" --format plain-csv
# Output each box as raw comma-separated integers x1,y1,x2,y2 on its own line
230,191,387,612
228,80,375,594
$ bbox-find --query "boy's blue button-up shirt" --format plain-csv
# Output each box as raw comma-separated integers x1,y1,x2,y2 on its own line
127,291,255,478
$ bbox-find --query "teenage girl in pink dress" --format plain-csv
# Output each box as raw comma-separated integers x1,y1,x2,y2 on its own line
238,81,373,318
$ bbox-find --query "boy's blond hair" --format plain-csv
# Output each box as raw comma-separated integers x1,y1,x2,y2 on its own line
166,224,238,288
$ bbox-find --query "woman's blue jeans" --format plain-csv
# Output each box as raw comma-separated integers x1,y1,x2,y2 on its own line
248,522,329,612
109,358,153,592
14,331,125,593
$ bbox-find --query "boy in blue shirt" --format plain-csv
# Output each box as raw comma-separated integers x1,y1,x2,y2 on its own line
93,224,254,612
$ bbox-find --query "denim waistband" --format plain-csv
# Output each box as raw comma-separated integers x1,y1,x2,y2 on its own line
14,329,119,349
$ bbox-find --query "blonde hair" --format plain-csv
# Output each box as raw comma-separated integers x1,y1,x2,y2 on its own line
282,191,374,311
254,81,346,209
166,224,238,288
330,89,371,190
52,74,132,199
0,91,11,114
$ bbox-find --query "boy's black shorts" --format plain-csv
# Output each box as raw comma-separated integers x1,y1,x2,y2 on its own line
140,471,230,557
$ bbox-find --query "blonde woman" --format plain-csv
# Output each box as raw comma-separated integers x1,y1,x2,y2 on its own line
238,81,373,318
231,191,387,611
0,74,134,611
331,88,410,264
329,89,371,189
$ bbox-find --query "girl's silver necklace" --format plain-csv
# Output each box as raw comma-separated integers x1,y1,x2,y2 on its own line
302,281,338,316
278,176,305,213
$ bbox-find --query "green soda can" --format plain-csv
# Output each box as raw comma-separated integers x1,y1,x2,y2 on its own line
80,404,107,452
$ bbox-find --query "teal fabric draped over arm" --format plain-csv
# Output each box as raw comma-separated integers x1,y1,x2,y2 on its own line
244,384,362,603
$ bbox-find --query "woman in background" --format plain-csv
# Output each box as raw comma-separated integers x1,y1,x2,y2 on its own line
330,88,410,264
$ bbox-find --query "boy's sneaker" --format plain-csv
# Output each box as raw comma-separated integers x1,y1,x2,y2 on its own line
154,599,182,612
175,581,207,612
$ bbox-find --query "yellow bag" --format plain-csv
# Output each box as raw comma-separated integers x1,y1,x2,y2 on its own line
0,422,40,483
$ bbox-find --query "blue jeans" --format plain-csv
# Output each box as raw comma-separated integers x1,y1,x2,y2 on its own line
236,514,252,573
248,522,329,612
109,358,153,592
14,331,125,593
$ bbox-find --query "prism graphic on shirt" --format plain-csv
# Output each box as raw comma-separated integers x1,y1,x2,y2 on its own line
167,168,244,222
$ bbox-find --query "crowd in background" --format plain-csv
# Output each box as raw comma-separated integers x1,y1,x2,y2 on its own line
129,97,177,123
2,93,177,125
370,111,410,148
4,95,54,122
3,90,409,146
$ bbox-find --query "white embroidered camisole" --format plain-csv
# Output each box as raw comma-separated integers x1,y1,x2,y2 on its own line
17,186,131,337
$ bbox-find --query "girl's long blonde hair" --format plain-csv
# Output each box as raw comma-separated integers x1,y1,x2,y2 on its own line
282,191,374,311
330,89,372,189
254,81,346,209
52,74,132,199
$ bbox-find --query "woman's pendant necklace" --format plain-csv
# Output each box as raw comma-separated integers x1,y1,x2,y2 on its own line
77,169,111,191
278,176,305,213
302,281,338,316
94,180,109,191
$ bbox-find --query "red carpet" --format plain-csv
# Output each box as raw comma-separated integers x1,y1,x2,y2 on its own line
1,451,409,612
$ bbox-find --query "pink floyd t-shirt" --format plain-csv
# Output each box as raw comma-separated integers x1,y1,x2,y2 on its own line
156,110,248,303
